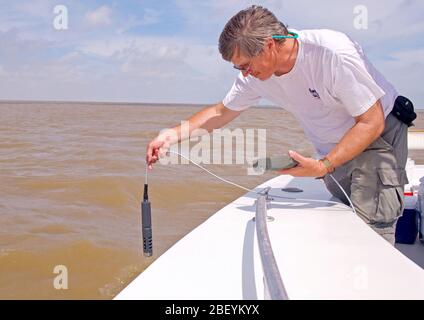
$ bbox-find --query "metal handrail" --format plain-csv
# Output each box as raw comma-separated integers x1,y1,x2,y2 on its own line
255,194,289,300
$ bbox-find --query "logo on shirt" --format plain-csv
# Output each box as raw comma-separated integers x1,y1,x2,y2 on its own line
309,88,321,99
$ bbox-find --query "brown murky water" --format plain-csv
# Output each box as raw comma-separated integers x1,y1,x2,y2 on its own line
1,101,423,299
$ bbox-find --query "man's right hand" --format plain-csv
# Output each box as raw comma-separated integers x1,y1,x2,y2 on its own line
145,135,172,170
145,103,242,170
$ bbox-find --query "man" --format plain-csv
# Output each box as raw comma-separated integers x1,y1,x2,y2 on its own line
146,5,413,245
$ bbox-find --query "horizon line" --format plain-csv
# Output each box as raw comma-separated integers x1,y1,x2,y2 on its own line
0,98,280,109
1,99,422,110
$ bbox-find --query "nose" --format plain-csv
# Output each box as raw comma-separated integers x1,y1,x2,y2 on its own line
242,69,251,77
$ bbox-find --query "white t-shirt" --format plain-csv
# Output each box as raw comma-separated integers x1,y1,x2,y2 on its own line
222,29,398,156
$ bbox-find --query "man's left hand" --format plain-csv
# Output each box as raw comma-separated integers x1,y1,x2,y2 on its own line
278,150,328,177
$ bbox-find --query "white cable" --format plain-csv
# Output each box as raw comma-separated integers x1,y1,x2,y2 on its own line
328,173,357,215
167,150,252,192
165,150,354,210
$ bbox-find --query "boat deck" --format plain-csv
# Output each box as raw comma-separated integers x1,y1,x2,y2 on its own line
115,169,424,300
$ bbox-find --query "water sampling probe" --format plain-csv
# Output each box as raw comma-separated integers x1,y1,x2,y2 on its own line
141,151,356,257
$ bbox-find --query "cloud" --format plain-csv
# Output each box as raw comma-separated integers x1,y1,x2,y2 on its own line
0,0,423,106
173,0,424,106
0,0,53,32
85,5,113,27
390,48,424,64
140,8,160,26
116,8,161,34
0,28,236,103
173,0,424,47
78,35,237,101
0,29,54,70
374,47,424,106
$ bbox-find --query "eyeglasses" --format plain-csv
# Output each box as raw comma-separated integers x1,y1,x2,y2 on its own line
233,61,252,72
232,32,298,72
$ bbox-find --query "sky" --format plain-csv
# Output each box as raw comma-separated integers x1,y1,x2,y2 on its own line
0,0,423,106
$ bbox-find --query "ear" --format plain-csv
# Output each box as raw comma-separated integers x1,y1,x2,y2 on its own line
265,38,275,52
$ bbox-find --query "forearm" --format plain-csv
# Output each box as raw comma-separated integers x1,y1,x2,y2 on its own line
278,101,385,178
160,103,240,144
327,122,382,169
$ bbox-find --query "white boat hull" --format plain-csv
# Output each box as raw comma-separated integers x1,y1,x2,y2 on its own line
115,170,424,300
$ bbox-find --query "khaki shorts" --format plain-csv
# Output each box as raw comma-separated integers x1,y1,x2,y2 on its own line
323,113,409,244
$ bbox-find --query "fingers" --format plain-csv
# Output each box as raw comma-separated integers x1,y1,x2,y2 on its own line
146,144,154,165
146,139,167,169
278,156,324,177
158,141,170,158
288,150,305,163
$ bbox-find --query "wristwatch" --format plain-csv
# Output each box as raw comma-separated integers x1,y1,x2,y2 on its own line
319,157,335,174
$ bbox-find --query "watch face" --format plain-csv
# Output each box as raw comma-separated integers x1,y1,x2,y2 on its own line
320,158,334,173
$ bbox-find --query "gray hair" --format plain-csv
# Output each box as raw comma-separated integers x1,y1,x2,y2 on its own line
219,5,288,61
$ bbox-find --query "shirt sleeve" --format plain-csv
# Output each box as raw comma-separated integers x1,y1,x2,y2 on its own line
222,73,261,111
331,52,385,117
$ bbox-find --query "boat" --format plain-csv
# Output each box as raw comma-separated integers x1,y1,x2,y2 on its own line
114,132,424,300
